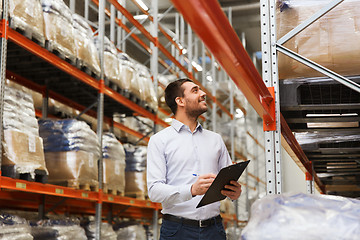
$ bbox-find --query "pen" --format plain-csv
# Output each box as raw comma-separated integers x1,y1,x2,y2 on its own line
192,174,198,177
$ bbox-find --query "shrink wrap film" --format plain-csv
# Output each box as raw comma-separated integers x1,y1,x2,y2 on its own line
277,0,360,79
114,223,147,240
73,14,100,75
0,213,33,240
41,0,76,59
3,86,39,136
136,66,158,111
2,130,47,177
44,151,98,188
241,193,360,240
39,119,100,188
9,0,45,38
82,221,117,240
124,144,147,197
118,53,135,92
102,133,125,194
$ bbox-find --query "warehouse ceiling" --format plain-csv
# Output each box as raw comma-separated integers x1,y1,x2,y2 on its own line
67,1,360,198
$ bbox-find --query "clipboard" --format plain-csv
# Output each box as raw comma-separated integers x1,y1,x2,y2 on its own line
196,160,250,208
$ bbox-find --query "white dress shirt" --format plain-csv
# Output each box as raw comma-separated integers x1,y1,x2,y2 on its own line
147,119,232,220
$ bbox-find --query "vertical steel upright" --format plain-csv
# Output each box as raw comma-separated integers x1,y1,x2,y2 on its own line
95,0,106,239
211,56,216,132
260,0,282,195
0,0,9,170
150,0,159,237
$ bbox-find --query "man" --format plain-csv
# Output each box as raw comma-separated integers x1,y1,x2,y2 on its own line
147,78,242,240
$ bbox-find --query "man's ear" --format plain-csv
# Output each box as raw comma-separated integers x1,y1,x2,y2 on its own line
175,97,184,107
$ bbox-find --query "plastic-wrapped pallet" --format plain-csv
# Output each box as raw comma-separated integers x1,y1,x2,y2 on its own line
124,144,147,199
136,65,158,111
102,132,126,195
73,14,100,76
9,0,45,43
2,85,48,181
113,223,146,240
241,193,360,240
38,119,100,190
31,219,87,240
117,53,135,93
94,36,121,86
82,221,117,240
0,213,33,240
277,0,360,79
40,0,76,60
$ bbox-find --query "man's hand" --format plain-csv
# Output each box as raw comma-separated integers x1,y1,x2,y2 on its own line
191,173,216,196
220,181,242,200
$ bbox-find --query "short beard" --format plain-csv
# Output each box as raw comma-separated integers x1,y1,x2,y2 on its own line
185,107,207,119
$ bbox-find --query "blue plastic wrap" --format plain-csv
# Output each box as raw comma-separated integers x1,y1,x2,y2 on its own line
241,193,360,240
124,144,147,172
0,213,33,239
38,119,100,159
102,133,125,160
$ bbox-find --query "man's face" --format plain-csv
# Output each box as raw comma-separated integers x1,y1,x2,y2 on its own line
180,81,207,117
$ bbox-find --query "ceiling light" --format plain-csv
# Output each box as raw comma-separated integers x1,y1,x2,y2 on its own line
134,0,149,11
306,113,358,117
307,122,359,128
134,14,148,20
192,61,203,71
206,76,213,82
164,118,173,123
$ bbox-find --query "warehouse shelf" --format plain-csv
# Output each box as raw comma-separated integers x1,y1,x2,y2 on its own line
1,23,167,127
0,176,160,219
171,0,325,193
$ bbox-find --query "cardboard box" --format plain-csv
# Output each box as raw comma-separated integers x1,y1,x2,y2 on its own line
2,129,47,173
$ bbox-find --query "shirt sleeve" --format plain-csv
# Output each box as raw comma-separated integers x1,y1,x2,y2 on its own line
146,135,193,206
218,134,233,170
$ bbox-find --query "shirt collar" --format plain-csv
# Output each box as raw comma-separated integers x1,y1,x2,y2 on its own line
171,119,203,133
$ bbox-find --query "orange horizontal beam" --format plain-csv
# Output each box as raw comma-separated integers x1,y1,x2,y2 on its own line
247,172,266,185
235,151,247,161
171,0,273,123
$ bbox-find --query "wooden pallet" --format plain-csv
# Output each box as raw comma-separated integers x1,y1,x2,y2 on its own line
125,192,146,200
48,180,99,192
103,185,124,196
1,165,48,184
9,18,46,47
45,40,77,66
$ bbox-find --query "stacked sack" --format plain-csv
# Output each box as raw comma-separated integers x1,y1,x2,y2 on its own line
118,52,137,95
41,0,76,60
73,14,100,76
9,0,45,42
124,144,147,199
31,219,87,240
94,36,121,87
2,85,48,180
81,221,117,240
102,133,126,195
0,213,33,240
38,119,100,189
113,223,147,240
135,64,158,111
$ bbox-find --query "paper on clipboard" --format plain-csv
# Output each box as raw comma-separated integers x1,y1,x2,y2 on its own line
196,160,250,208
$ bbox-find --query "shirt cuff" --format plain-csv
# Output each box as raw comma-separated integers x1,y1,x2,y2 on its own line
179,184,193,202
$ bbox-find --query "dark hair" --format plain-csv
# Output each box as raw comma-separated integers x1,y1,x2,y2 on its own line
165,78,193,115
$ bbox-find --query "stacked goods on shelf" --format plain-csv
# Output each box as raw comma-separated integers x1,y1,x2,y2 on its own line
123,144,147,199
73,14,100,77
31,219,87,240
113,114,153,144
94,36,121,88
9,0,45,44
113,223,147,240
135,64,158,112
242,193,360,239
118,53,136,96
82,221,117,240
40,0,76,62
102,133,126,196
0,213,33,239
2,85,48,182
277,0,360,79
220,199,235,215
38,119,100,190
